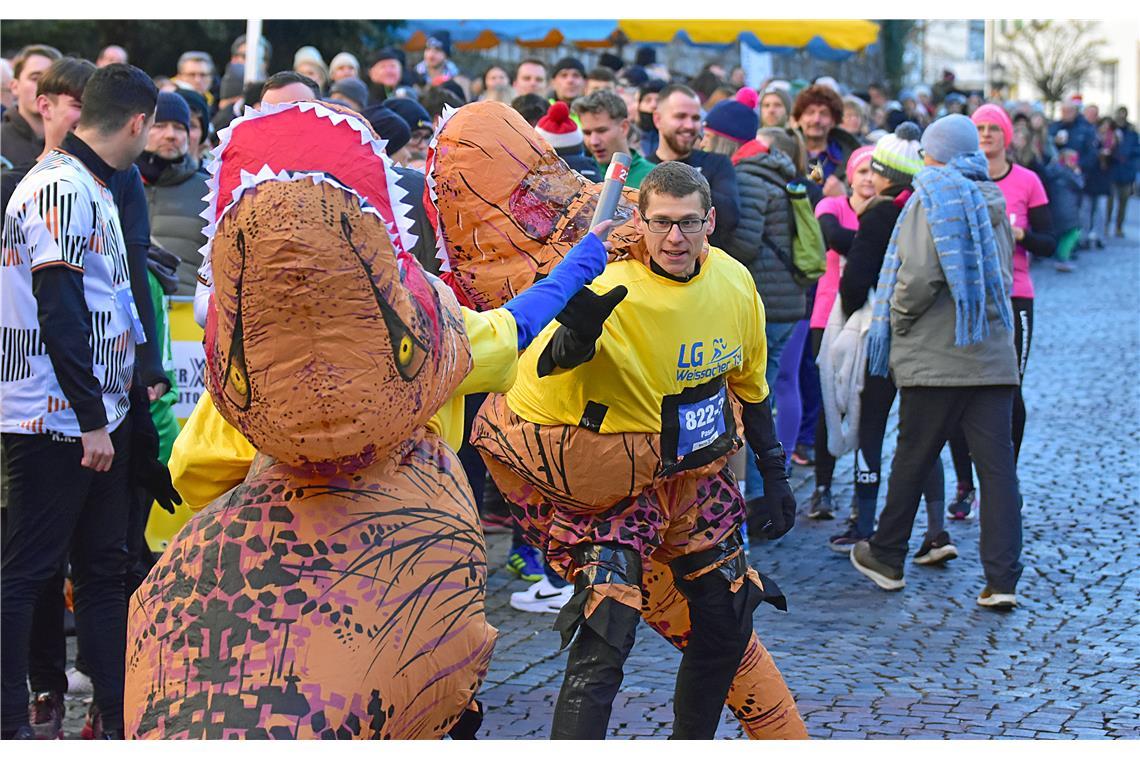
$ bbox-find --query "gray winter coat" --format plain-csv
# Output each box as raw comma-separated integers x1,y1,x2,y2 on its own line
888,181,1020,388
143,154,209,297
725,150,806,324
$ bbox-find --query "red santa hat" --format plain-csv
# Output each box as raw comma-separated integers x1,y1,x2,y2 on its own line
536,101,584,151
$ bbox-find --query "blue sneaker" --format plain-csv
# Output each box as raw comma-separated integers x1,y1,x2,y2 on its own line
506,545,544,582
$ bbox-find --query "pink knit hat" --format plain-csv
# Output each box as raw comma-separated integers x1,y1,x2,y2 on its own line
846,144,875,179
971,104,1013,148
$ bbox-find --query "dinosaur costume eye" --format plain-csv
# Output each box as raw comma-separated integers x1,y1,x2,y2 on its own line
398,335,414,365
340,213,431,382
222,230,252,410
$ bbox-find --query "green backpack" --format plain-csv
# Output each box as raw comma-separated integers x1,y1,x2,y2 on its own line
761,181,827,287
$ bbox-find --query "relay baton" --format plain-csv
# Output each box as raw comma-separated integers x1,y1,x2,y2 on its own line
588,152,632,240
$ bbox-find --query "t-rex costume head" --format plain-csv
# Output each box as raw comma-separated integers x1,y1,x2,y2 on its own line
125,102,494,740
201,101,471,468
426,100,648,310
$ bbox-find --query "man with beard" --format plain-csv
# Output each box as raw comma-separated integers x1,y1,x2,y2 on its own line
648,83,739,248
792,84,861,198
134,91,208,296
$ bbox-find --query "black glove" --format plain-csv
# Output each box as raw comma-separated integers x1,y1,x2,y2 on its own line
137,455,182,514
146,240,181,296
754,445,796,539
128,384,183,514
537,285,627,377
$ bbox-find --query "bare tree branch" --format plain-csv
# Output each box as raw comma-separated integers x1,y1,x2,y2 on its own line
996,19,1106,105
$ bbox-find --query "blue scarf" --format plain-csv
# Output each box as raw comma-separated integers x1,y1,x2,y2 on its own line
867,151,1013,377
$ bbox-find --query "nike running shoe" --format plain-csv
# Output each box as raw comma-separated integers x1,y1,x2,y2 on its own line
509,578,573,613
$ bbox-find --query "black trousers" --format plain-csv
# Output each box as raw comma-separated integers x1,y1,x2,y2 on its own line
1,423,132,736
458,392,488,513
810,328,836,488
870,386,1022,592
950,297,1032,487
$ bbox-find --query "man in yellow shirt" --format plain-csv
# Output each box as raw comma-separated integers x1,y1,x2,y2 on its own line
473,162,804,740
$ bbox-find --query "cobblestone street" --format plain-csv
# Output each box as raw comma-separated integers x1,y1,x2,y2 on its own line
472,223,1140,740
60,221,1138,740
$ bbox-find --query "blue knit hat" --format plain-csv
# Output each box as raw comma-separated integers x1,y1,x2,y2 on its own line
704,99,759,144
363,105,411,156
384,97,432,132
922,113,979,164
155,91,191,134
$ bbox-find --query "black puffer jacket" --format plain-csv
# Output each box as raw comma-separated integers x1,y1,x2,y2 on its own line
725,149,806,323
138,153,209,296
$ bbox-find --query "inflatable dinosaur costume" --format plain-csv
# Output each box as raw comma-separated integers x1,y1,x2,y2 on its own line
123,101,495,739
429,101,806,739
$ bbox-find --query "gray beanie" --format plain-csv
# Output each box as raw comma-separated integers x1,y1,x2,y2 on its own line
922,113,979,164
329,77,369,108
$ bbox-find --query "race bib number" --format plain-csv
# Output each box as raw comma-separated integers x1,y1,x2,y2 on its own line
677,387,727,458
659,377,737,476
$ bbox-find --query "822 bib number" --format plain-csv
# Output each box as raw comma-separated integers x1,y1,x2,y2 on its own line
677,387,727,457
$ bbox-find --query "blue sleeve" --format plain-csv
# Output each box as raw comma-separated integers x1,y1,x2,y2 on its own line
112,167,165,387
707,155,741,248
112,165,150,248
501,232,608,349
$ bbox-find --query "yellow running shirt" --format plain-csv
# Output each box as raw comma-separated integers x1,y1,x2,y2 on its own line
507,247,769,436
164,307,518,518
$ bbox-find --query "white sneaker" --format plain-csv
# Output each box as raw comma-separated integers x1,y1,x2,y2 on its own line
509,578,573,613
67,666,93,694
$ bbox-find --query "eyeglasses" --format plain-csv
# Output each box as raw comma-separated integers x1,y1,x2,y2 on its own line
645,213,710,234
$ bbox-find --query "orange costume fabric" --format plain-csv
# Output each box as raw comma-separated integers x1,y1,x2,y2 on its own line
123,102,495,739
426,100,647,310
425,105,806,739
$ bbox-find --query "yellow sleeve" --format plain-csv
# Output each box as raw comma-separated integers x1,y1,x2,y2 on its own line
728,282,770,404
454,307,519,397
168,392,257,511
426,307,520,451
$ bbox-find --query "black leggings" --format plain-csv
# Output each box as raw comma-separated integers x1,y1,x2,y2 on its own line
810,328,836,488
949,297,1032,489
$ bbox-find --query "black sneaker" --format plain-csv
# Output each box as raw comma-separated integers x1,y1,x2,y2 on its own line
827,524,869,554
914,531,959,565
807,486,835,520
850,540,905,590
30,691,64,739
948,487,977,520
976,586,1017,610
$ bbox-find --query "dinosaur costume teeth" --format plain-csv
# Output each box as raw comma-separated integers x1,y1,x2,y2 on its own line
124,102,494,740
